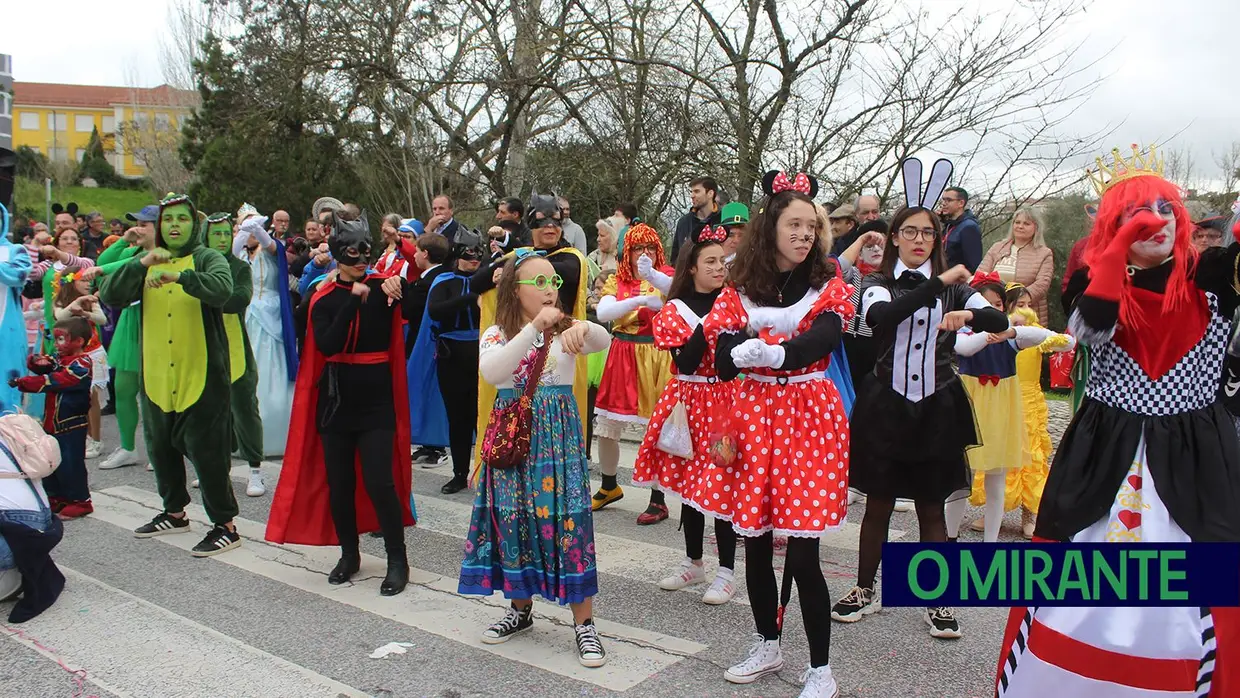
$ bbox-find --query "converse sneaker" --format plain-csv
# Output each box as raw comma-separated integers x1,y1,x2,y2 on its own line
574,621,606,668
799,665,840,698
925,607,962,639
98,448,142,470
481,604,534,644
658,558,706,591
702,570,736,605
724,634,783,684
830,585,880,622
245,471,266,497
85,438,102,459
190,524,241,557
134,512,191,538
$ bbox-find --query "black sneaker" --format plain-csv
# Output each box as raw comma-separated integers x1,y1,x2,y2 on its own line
481,605,534,644
574,620,607,668
191,524,241,557
830,585,880,622
925,607,962,639
134,512,191,538
411,447,435,464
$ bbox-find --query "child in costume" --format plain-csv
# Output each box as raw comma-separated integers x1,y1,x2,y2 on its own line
266,211,416,596
633,225,738,605
52,272,109,418
706,171,856,698
950,274,1070,543
459,252,611,668
97,193,243,557
995,145,1240,697
0,204,32,415
590,223,673,524
84,208,156,471
11,317,94,519
234,205,299,458
834,159,1009,641
966,285,1074,539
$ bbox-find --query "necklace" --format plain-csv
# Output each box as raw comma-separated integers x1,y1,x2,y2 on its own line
776,272,794,303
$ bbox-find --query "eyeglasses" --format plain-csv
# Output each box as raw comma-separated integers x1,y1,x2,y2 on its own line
629,244,658,255
517,274,564,290
898,226,938,241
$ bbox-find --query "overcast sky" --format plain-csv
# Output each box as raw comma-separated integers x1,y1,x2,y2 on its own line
6,0,1238,188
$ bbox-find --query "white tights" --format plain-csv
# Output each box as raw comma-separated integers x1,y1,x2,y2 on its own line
944,471,1008,542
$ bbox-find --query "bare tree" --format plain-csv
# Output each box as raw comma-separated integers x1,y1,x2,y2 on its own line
1163,145,1197,191
1214,141,1240,194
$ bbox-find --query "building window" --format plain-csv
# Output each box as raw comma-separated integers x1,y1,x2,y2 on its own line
47,113,67,131
135,112,151,129
75,148,86,162
0,94,9,117
75,115,95,133
51,147,68,162
102,115,115,133
19,112,38,130
155,113,171,131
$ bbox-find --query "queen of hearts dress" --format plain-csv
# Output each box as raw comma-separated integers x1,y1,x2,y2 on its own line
849,260,1010,501
996,244,1240,698
702,266,855,537
594,275,673,426
632,289,737,516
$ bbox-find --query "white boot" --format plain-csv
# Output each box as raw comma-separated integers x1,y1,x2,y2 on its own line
798,665,840,698
724,634,783,684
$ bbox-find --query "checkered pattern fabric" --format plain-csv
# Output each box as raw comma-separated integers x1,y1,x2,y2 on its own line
1086,293,1231,417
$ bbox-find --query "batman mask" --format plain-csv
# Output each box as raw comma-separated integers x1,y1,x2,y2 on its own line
328,210,373,267
453,228,488,261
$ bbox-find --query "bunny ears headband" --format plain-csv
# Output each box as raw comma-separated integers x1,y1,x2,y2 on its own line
760,170,819,199
901,157,954,211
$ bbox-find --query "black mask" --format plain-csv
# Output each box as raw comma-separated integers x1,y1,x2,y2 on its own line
328,211,373,267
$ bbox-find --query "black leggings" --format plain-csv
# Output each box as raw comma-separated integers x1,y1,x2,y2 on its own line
745,532,832,667
322,429,406,560
856,496,947,590
681,504,736,569
436,339,479,479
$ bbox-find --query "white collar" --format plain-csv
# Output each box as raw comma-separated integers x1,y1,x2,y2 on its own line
893,258,932,278
424,263,442,275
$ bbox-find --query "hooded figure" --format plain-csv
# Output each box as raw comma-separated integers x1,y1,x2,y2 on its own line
97,193,242,557
0,203,32,414
266,209,416,597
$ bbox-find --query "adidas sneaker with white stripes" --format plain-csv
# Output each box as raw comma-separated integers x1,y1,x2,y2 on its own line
191,524,242,557
133,512,191,538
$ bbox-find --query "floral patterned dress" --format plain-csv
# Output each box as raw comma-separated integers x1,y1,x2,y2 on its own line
458,321,610,605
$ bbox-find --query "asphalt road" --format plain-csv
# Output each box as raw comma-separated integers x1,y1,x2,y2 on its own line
0,399,1072,698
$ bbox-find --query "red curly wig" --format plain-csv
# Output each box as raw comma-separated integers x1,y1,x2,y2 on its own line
1084,174,1198,328
617,223,666,284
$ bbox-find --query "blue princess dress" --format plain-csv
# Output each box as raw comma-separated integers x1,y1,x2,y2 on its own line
459,321,611,604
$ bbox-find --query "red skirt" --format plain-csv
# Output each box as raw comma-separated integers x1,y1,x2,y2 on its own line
698,373,850,537
633,375,737,516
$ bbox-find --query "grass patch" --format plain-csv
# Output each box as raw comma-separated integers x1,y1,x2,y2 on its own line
1044,390,1070,402
13,177,155,224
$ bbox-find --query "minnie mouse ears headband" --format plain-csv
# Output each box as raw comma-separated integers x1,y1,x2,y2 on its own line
901,157,954,211
760,170,819,199
50,202,79,216
696,224,728,244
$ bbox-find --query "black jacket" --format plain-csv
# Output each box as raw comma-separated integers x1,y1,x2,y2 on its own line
670,208,721,263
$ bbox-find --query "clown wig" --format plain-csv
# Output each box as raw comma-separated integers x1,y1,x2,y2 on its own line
616,222,666,284
1084,174,1197,329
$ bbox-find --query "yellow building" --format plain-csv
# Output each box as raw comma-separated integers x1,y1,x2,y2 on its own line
12,82,197,178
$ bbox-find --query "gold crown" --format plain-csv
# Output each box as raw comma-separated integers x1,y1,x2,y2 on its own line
1086,143,1166,196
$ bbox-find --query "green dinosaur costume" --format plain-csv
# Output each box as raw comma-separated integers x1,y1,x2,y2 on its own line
97,194,239,525
205,214,264,465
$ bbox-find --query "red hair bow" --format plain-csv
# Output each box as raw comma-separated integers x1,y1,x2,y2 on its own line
970,271,1002,288
771,172,812,195
979,375,1000,387
698,225,728,244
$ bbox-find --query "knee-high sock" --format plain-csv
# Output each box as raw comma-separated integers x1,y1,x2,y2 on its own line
945,497,967,539
983,472,1006,543
114,370,140,452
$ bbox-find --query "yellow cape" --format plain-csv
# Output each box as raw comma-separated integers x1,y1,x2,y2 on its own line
472,246,591,476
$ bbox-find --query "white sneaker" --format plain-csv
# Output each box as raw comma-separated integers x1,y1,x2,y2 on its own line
85,439,102,459
658,558,707,591
190,479,200,489
799,665,840,698
847,489,865,505
146,462,154,471
98,448,142,470
702,570,736,605
724,634,783,684
246,471,266,497
893,498,914,512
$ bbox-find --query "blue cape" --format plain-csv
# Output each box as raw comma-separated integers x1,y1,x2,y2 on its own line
406,273,455,447
827,343,855,417
273,239,300,381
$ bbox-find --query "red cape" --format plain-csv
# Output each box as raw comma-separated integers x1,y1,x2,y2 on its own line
264,275,415,545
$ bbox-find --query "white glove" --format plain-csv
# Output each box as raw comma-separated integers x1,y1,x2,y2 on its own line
730,338,786,369
636,254,654,280
241,216,275,248
641,295,664,311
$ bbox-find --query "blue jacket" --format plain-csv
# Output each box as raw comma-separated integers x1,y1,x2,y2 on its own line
944,209,983,272
299,256,336,297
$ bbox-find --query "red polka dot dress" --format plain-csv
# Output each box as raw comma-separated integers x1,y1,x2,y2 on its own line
703,278,856,538
632,293,738,520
